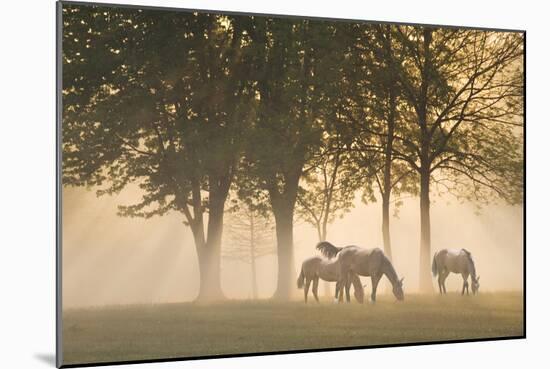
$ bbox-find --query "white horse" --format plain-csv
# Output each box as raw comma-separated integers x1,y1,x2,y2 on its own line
297,256,365,303
316,242,404,302
432,248,480,295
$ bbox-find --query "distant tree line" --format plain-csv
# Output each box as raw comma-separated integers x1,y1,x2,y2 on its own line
62,4,524,300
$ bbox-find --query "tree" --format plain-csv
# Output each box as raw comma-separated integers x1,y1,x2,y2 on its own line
390,27,524,291
296,143,357,298
344,25,417,261
222,203,276,299
294,22,364,246
297,141,355,243
62,5,256,301
238,18,346,300
62,4,524,300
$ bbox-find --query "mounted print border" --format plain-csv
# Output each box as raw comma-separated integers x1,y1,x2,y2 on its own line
56,1,526,367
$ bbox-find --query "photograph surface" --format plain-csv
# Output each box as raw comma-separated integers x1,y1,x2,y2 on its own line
59,1,525,366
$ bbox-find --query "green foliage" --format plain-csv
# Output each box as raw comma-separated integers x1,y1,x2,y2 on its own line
62,4,524,296
236,18,331,216
296,141,357,240
63,6,524,223
63,5,256,225
392,27,524,204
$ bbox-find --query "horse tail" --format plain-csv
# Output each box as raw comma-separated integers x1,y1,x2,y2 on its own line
297,267,305,289
316,241,342,259
432,252,438,277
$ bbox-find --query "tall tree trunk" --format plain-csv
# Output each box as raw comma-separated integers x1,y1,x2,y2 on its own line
382,84,396,262
418,165,433,293
272,203,295,300
381,192,393,261
250,213,258,299
195,191,227,302
321,223,327,244
269,165,301,301
317,233,331,297
418,29,433,293
196,240,224,301
251,255,258,300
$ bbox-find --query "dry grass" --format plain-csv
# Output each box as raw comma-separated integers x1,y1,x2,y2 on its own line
62,291,524,366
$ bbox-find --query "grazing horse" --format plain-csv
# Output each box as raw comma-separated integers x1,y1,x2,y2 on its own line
297,256,365,303
432,248,480,295
316,242,404,302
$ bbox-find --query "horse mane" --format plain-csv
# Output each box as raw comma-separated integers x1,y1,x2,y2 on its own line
461,248,477,276
461,249,473,264
382,255,399,285
316,241,342,259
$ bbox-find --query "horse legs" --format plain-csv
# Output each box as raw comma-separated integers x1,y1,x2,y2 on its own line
304,278,311,303
338,281,346,303
344,274,352,303
461,274,469,296
338,263,350,303
441,270,449,294
312,277,320,303
334,281,341,302
462,273,470,296
437,273,445,295
370,273,382,303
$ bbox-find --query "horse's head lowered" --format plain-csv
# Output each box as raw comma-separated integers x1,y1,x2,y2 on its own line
472,276,480,295
393,277,405,301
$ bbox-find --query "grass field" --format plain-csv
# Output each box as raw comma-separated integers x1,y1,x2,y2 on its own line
62,292,524,366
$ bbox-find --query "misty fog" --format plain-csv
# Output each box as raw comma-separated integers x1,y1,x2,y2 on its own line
62,186,522,308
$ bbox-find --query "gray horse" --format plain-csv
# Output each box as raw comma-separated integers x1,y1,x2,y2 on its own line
432,248,480,295
297,256,365,303
316,241,404,302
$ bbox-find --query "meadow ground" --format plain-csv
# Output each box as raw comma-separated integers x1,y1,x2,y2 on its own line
62,291,523,365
